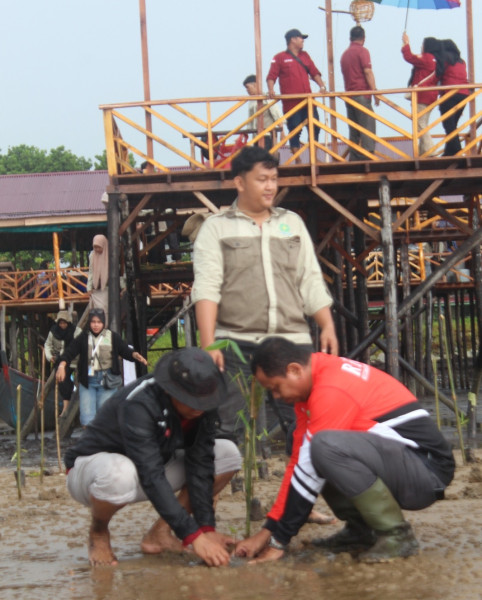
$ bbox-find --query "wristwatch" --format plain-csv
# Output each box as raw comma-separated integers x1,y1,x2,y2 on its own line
268,535,286,551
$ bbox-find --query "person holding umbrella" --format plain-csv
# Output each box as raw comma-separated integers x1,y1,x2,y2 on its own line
401,33,439,155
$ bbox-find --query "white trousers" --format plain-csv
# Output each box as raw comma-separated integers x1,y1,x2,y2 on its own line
417,103,433,155
67,438,241,507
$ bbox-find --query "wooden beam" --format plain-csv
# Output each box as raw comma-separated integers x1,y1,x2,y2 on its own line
310,186,380,243
425,197,474,236
118,193,153,236
108,166,482,198
192,191,220,213
391,178,444,232
316,212,346,254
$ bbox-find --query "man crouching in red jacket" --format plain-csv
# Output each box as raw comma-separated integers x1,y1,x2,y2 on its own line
236,337,454,563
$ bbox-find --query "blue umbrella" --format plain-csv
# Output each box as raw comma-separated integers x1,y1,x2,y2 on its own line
371,0,461,30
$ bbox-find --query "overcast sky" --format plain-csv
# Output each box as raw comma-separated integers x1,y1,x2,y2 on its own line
1,0,480,165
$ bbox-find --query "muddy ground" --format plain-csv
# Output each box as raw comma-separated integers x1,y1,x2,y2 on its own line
0,429,481,600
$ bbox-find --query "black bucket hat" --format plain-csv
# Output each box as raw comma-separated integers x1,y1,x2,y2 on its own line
154,347,226,411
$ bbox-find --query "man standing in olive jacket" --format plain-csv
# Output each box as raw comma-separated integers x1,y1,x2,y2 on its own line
192,146,338,442
65,348,241,567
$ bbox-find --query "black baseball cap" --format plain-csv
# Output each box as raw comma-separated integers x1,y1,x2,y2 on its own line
285,29,308,43
154,347,226,411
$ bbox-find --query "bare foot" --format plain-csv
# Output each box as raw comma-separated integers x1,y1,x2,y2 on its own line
89,527,118,566
307,509,337,525
141,518,183,554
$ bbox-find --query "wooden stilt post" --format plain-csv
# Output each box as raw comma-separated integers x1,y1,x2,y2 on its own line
138,0,154,165
333,248,347,357
379,176,399,378
415,297,424,397
344,224,357,351
0,305,5,354
9,310,18,369
71,230,78,267
353,204,369,365
27,316,35,378
183,297,193,348
401,243,414,390
107,193,121,333
425,288,433,383
253,0,264,146
323,0,338,156
119,195,144,371
467,199,482,443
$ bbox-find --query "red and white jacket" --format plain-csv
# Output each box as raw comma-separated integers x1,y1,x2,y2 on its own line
265,353,455,545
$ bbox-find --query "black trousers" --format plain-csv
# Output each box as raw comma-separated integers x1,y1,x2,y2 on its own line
440,93,467,156
219,339,311,451
311,430,447,511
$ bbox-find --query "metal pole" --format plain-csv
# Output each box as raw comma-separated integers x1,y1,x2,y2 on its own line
139,0,154,164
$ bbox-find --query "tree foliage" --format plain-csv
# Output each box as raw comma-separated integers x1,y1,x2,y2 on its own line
0,145,92,174
0,250,54,272
94,149,137,171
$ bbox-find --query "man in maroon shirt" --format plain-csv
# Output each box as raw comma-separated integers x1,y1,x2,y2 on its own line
267,28,326,163
340,26,379,161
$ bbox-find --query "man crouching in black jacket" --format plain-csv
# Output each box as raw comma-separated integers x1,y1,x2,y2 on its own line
64,347,241,567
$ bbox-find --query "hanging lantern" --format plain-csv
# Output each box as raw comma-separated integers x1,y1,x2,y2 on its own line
349,0,375,24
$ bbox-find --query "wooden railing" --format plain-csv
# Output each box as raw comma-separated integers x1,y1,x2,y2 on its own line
0,268,193,306
0,268,89,304
100,84,482,176
362,200,472,287
0,248,473,306
365,250,472,288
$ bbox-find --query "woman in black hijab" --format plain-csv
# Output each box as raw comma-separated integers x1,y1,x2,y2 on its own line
45,310,78,416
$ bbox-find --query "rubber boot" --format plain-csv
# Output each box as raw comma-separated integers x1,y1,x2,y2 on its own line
351,478,419,563
312,484,376,553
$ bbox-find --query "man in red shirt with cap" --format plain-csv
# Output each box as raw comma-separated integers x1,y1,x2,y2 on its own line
267,28,326,163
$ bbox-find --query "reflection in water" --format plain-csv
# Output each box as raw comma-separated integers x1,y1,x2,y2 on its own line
0,546,479,600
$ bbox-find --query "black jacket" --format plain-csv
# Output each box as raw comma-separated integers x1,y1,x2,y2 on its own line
59,329,135,388
64,375,218,542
